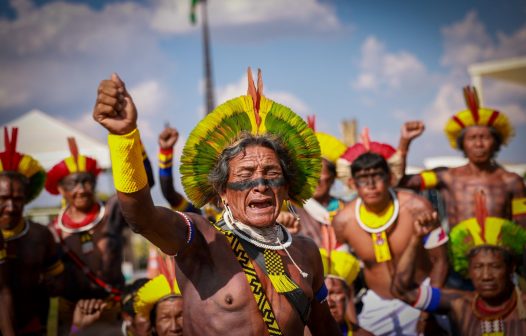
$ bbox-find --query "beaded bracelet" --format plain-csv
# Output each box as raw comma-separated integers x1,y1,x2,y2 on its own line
175,211,195,244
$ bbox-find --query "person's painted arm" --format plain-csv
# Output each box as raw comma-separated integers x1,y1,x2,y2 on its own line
158,147,201,214
391,228,463,314
510,173,526,228
427,242,449,289
0,235,15,336
306,243,341,336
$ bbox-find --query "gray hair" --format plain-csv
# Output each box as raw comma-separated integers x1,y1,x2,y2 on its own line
208,132,295,195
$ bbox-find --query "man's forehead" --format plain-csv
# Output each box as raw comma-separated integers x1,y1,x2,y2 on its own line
230,146,280,166
470,248,506,263
354,167,384,176
465,125,492,135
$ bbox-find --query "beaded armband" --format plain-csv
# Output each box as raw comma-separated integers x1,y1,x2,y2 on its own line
175,211,195,245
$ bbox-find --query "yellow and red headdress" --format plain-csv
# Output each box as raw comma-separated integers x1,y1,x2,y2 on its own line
320,248,360,286
45,137,101,195
0,127,46,203
336,128,400,183
449,191,526,276
134,254,181,318
306,116,347,164
444,86,514,149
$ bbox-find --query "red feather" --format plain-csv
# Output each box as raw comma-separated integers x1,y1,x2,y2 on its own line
475,190,488,242
307,115,316,131
463,86,480,123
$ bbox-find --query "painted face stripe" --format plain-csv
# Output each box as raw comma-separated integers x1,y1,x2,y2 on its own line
227,177,285,191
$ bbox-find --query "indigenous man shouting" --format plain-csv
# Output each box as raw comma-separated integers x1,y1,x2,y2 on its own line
93,70,340,335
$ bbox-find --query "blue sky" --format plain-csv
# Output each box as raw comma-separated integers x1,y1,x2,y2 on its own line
1,0,525,207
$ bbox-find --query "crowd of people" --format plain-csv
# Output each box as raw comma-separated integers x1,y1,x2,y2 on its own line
0,69,525,335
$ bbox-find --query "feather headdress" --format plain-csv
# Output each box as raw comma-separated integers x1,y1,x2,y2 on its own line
45,137,101,195
444,86,514,149
180,68,321,208
134,254,181,318
449,190,526,276
0,127,46,202
307,115,347,164
336,128,399,183
319,248,360,286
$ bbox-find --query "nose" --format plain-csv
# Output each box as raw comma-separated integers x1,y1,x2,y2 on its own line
481,266,493,280
3,199,14,213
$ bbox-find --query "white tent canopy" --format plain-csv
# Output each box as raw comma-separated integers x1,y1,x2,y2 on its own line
0,110,110,170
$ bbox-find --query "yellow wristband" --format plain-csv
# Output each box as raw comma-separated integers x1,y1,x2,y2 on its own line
512,197,526,216
420,171,438,190
108,129,148,193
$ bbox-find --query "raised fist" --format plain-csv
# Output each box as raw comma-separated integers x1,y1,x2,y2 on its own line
93,73,137,135
413,211,438,238
159,127,179,150
401,121,425,142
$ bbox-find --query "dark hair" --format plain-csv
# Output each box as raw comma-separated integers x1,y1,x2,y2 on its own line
457,126,502,155
350,152,389,177
0,171,30,200
468,245,514,268
323,158,337,179
208,132,295,194
121,278,149,316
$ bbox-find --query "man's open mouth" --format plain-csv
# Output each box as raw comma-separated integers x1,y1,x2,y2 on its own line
248,199,273,209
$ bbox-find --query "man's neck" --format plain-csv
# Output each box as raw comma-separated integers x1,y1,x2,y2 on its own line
478,285,514,308
363,194,392,214
66,202,98,221
313,193,331,207
466,159,497,175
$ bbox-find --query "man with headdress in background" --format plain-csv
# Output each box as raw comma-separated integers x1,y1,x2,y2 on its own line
398,86,525,230
46,137,154,333
134,256,183,336
397,86,526,289
392,195,526,335
93,69,340,335
0,127,64,335
333,131,449,335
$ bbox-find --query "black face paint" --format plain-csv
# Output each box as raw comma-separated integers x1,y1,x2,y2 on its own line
226,177,286,191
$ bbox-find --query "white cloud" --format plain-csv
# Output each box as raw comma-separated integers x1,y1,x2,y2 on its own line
352,36,428,91
130,80,168,117
421,11,526,134
151,0,341,35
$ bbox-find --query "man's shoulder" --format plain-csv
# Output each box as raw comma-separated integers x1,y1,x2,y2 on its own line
396,189,430,208
27,220,53,237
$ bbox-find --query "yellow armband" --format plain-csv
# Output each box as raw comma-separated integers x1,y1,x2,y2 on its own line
513,197,526,217
420,170,438,190
0,248,6,263
44,260,64,277
108,129,148,193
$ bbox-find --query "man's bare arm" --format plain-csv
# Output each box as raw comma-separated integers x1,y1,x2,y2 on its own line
392,212,463,313
509,173,526,228
93,74,195,255
0,235,14,336
306,242,340,335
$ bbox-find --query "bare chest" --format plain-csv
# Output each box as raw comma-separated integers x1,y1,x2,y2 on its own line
177,229,312,335
445,173,511,221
